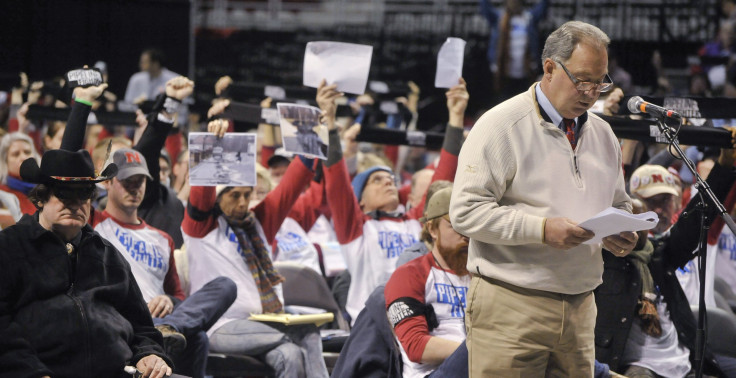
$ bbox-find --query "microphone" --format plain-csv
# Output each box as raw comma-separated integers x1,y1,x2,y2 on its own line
627,96,681,119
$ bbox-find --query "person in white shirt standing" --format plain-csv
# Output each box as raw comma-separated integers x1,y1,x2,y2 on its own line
124,48,188,124
93,148,236,378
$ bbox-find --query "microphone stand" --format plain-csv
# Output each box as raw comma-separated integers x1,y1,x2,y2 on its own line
654,116,736,378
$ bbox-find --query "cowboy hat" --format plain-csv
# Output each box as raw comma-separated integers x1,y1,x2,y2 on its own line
20,149,117,185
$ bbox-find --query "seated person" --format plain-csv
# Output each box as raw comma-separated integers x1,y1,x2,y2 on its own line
0,132,42,216
94,148,237,378
595,142,736,377
396,179,453,268
0,146,171,377
0,190,21,229
712,182,736,293
316,78,468,323
385,187,469,378
182,119,328,378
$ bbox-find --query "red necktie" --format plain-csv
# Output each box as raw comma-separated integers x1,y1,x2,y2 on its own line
564,118,576,149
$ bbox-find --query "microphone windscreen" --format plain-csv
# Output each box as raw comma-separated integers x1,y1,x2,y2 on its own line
627,96,643,114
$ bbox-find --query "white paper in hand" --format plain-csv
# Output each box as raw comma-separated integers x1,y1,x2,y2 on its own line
578,207,659,245
303,41,373,95
435,37,466,88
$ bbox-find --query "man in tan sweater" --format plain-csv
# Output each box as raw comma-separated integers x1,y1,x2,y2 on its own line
450,21,637,377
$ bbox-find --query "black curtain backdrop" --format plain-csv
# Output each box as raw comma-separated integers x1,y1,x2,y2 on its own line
0,0,190,100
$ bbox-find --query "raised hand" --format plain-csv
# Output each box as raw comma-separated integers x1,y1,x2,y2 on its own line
165,76,194,101
27,81,43,105
316,79,343,130
602,87,624,116
207,99,231,119
446,77,468,127
74,83,109,104
208,119,229,138
215,75,233,96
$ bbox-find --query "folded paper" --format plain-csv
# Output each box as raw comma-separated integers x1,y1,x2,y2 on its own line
578,207,659,245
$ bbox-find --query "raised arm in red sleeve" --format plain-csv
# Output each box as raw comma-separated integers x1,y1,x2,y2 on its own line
252,158,314,243
287,179,326,232
324,159,365,244
182,185,218,238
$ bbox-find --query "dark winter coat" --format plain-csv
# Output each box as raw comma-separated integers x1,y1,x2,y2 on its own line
0,213,170,378
595,163,735,376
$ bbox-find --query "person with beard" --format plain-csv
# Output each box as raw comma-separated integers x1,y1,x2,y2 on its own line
385,187,470,378
181,119,328,378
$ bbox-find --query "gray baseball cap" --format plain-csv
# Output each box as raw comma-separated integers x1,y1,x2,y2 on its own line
112,148,153,181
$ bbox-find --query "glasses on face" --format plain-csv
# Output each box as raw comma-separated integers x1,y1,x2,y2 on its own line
643,193,675,210
52,185,96,202
368,173,396,186
555,59,614,93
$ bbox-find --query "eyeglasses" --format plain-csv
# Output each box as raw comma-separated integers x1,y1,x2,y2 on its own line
642,193,675,209
52,185,96,202
368,173,396,186
555,59,614,93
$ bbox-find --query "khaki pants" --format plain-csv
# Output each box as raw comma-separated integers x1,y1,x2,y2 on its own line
465,275,596,378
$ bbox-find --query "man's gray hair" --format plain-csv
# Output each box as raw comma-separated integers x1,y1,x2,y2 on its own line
541,21,610,65
0,132,41,185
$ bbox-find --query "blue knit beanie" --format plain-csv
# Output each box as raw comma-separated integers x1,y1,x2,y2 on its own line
352,165,393,202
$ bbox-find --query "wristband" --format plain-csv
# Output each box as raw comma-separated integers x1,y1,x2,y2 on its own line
157,112,174,124
75,98,93,107
163,96,181,114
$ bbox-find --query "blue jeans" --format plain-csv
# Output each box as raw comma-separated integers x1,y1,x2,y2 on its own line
154,276,237,378
208,319,329,378
427,342,468,377
594,360,611,378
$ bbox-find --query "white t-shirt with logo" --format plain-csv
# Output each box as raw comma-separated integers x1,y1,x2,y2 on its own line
385,252,470,378
274,217,321,274
343,218,421,323
93,214,173,303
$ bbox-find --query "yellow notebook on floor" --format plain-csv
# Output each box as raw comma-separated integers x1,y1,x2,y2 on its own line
249,312,334,327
